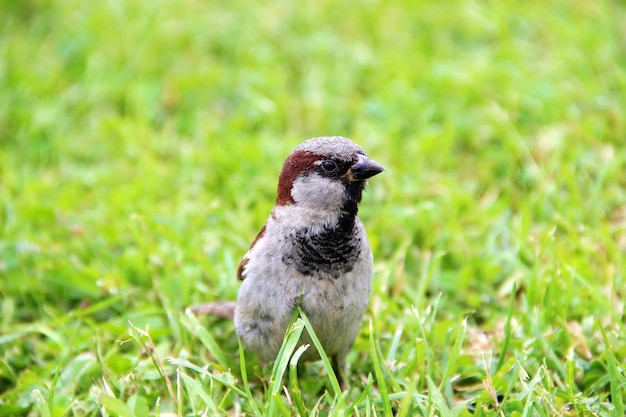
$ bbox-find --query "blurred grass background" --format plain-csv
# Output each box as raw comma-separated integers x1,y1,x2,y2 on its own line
1,0,625,415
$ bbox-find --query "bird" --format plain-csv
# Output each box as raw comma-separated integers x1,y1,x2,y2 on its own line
192,136,384,387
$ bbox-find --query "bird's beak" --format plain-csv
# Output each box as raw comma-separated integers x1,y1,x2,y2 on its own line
346,154,385,182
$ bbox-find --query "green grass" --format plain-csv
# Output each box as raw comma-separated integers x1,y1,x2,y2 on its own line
1,0,625,415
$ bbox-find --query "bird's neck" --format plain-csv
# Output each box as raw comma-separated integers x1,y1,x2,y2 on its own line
272,203,358,234
272,204,361,279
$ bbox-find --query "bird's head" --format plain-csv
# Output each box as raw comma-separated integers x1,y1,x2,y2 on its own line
276,136,384,213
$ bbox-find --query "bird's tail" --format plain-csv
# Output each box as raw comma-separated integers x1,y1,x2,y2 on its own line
187,301,236,320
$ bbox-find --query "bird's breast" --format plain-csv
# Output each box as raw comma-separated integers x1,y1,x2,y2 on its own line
278,210,363,280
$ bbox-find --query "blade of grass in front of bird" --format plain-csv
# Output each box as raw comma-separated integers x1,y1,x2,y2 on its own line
297,307,342,396
268,311,305,416
289,344,310,417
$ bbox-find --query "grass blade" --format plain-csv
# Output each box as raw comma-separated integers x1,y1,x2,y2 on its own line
178,369,220,415
496,282,516,373
289,344,310,417
180,310,229,370
440,317,467,391
297,307,342,396
599,323,625,416
268,314,305,416
369,319,393,417
98,395,135,417
238,339,264,417
30,389,51,417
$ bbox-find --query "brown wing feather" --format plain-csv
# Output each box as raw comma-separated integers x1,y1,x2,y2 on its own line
237,224,267,281
236,257,249,281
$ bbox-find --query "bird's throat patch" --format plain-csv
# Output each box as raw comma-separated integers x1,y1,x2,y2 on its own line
281,213,362,279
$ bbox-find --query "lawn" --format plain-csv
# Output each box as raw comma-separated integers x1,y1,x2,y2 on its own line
1,0,625,415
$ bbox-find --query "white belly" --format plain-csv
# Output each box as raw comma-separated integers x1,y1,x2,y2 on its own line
234,252,372,363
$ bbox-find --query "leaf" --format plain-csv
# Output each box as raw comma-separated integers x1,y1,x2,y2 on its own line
97,395,135,417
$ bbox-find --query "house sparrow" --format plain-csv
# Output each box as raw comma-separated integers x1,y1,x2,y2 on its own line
193,136,384,386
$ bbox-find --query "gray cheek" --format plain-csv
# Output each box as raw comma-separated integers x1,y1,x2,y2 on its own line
290,174,345,209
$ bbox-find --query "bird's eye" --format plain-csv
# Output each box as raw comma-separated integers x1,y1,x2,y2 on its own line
321,160,338,172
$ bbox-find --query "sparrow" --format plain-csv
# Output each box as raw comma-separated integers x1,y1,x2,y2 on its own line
192,136,384,387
